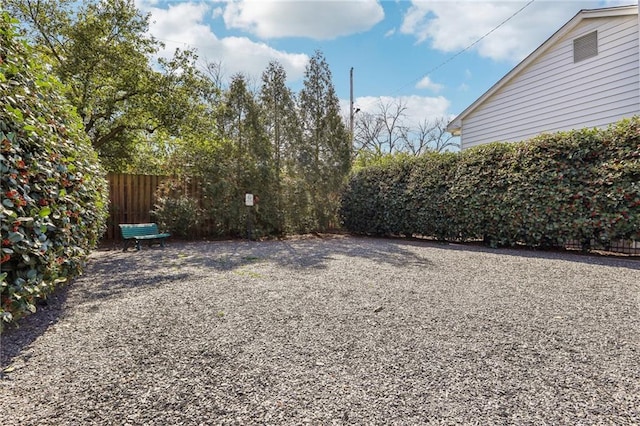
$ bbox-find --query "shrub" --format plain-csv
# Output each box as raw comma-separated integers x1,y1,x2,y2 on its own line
152,179,201,238
590,119,640,244
0,13,109,329
508,128,605,248
340,155,414,236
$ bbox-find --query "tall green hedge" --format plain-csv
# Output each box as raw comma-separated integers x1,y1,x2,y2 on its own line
341,155,413,236
1,13,109,329
449,142,517,245
340,117,640,249
408,152,460,241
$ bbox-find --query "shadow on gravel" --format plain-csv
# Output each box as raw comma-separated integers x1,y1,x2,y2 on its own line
169,236,435,271
2,247,191,371
96,235,639,273
4,235,635,373
398,238,640,271
0,284,70,372
72,248,193,304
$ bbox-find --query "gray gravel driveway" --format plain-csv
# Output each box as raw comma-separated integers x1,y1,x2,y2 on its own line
1,236,639,425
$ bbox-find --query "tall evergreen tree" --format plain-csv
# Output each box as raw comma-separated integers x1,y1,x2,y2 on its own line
260,61,303,232
260,61,300,182
212,74,275,236
298,51,351,229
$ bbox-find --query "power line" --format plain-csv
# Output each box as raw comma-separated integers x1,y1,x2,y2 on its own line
356,0,536,111
412,0,535,88
152,0,536,114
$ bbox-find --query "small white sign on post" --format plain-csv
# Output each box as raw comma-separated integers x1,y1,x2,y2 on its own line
245,193,254,207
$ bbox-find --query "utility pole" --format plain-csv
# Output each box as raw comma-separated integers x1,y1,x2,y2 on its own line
350,67,354,143
350,67,357,162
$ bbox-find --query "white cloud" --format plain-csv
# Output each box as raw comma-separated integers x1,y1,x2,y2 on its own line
343,95,451,128
400,1,620,63
137,1,309,83
215,37,310,81
222,0,385,40
145,2,213,49
415,76,444,92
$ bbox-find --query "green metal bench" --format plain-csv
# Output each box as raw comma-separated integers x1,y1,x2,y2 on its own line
119,223,171,252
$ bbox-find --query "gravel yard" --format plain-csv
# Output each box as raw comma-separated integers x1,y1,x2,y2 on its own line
1,236,639,425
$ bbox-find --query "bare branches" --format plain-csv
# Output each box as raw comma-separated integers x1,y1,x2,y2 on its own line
353,99,459,157
405,117,460,155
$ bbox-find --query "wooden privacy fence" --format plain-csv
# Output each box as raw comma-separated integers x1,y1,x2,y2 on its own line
105,174,163,240
105,173,202,241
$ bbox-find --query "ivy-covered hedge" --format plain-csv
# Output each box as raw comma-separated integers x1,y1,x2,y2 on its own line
1,13,109,329
340,117,640,249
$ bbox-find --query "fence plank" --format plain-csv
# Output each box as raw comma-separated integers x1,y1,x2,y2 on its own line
105,173,167,241
105,173,208,241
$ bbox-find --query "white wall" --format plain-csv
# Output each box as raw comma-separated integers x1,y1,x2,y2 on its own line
461,14,639,149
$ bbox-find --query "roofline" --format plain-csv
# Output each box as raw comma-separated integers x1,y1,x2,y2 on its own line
446,4,639,134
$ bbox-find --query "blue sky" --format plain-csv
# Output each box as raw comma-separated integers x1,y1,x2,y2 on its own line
137,0,634,127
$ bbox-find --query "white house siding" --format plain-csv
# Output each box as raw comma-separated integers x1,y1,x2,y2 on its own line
460,14,639,150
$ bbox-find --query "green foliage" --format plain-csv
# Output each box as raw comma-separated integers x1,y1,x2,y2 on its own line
260,61,301,233
407,152,459,241
7,0,213,172
599,119,640,242
298,51,351,230
0,12,109,328
172,56,352,239
210,74,280,237
11,0,354,236
340,156,412,236
449,142,519,246
152,180,201,238
279,174,316,234
341,117,640,250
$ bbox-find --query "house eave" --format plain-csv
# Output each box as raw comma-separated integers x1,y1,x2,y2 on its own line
448,5,638,128
446,120,461,136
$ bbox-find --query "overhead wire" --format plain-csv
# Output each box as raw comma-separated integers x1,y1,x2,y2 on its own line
148,0,536,112
355,0,536,112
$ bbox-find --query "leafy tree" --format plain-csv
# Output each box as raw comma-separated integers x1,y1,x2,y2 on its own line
260,61,300,183
6,0,209,171
298,51,351,230
152,179,202,238
124,130,176,175
1,12,108,327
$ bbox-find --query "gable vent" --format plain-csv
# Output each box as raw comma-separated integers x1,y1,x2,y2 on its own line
574,31,598,62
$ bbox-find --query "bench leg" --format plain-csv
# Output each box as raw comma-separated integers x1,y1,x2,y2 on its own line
136,239,141,250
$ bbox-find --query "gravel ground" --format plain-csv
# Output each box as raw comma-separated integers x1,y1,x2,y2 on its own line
1,235,639,425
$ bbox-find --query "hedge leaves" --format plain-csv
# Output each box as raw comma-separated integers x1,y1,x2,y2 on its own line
341,117,640,250
1,13,108,329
